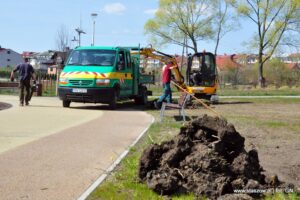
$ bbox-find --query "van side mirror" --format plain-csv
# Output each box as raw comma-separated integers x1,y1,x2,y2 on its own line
56,56,65,69
56,56,63,64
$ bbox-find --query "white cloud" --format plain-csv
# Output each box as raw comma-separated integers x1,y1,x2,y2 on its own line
144,9,158,15
104,3,126,15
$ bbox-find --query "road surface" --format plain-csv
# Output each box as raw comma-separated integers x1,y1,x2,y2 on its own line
0,95,153,200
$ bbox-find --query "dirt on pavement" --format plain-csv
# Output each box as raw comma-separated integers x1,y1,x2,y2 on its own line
138,115,294,199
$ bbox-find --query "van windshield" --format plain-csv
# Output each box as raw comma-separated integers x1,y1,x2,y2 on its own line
67,49,116,66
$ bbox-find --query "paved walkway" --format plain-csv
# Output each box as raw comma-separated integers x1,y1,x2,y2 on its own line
0,95,103,154
0,95,153,200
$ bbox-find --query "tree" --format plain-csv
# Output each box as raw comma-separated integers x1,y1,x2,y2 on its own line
231,0,300,87
281,6,300,51
55,25,70,51
212,0,239,55
264,58,287,87
144,0,214,53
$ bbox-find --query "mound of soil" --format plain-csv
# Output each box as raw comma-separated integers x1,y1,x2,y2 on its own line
138,115,286,199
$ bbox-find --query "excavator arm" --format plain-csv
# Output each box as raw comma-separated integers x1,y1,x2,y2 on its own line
131,47,186,89
131,46,218,100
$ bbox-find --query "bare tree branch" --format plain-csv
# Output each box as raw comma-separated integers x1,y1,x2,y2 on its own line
55,25,70,51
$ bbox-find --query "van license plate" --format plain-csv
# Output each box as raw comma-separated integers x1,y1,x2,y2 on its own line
72,88,87,93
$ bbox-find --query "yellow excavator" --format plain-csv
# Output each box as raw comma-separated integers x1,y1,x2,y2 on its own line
131,47,218,101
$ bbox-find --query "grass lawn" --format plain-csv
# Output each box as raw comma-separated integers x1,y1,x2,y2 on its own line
0,83,56,97
148,84,300,96
0,88,18,95
218,86,300,96
87,98,300,200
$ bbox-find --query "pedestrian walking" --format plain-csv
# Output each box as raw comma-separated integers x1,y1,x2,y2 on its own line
154,61,175,109
10,58,36,106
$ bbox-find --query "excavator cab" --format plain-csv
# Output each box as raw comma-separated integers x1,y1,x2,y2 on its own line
186,52,217,99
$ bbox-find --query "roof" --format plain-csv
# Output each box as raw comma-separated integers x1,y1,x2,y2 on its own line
288,53,300,58
285,63,299,70
22,51,36,57
0,48,22,56
216,54,242,70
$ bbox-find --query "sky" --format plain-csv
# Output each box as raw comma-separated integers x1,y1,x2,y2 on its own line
1,0,265,55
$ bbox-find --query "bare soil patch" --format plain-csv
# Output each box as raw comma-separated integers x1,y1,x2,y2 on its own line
139,115,292,199
212,100,300,188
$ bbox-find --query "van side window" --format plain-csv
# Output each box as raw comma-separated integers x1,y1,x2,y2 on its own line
118,51,126,70
126,52,131,69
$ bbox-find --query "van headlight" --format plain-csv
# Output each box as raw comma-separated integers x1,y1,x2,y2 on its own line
96,79,110,86
59,77,68,85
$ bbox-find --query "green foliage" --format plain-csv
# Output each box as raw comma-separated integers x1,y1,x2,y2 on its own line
265,59,300,87
0,67,13,78
264,192,299,200
219,67,241,85
231,0,300,87
218,59,300,87
237,4,251,15
0,88,18,95
218,63,258,86
144,0,215,52
42,87,56,97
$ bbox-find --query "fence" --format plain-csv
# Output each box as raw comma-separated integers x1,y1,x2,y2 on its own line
40,78,57,96
0,78,57,97
0,81,19,94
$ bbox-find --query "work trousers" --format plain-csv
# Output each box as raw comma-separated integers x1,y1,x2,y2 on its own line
19,79,31,104
158,83,172,103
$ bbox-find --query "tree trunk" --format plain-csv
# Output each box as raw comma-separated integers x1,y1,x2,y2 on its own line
215,21,222,56
214,38,220,56
258,62,266,88
258,48,266,88
191,38,198,53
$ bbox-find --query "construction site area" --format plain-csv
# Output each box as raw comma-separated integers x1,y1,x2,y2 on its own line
1,0,300,199
1,46,300,200
77,94,298,200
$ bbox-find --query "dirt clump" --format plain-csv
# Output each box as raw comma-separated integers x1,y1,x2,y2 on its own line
138,115,284,199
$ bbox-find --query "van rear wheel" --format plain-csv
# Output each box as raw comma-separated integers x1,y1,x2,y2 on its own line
134,86,148,105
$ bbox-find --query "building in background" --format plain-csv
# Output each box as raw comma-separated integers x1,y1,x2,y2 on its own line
216,54,242,70
24,50,69,72
0,47,23,68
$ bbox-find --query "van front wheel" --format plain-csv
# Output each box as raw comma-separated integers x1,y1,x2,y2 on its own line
109,89,118,110
63,100,71,108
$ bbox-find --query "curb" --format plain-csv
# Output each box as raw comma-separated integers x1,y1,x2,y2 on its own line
77,114,155,200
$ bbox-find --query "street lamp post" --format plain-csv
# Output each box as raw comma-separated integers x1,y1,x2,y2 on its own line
91,13,98,46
